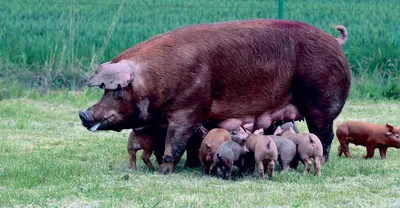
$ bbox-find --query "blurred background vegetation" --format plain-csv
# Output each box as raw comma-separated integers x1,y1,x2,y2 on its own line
0,0,399,99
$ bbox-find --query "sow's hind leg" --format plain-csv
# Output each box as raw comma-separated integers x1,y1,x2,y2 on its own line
293,60,350,162
296,92,348,162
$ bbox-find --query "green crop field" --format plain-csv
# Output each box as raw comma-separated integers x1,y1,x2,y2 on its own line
0,0,399,98
1,90,400,207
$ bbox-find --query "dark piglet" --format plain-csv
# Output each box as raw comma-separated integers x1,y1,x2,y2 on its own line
280,122,299,133
269,135,297,172
211,141,248,180
263,121,300,135
336,121,400,159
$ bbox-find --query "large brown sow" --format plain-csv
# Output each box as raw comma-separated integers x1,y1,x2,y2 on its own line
79,19,351,174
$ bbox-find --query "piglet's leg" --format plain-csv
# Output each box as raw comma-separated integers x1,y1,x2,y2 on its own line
249,163,255,176
266,160,275,179
226,168,232,180
141,149,155,170
209,164,216,175
337,144,343,157
257,161,265,180
363,146,375,159
217,167,224,179
303,158,312,174
338,139,352,158
379,147,387,160
281,162,290,172
314,157,322,176
128,149,137,170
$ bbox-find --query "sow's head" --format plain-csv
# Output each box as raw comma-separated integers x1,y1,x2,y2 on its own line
79,61,147,132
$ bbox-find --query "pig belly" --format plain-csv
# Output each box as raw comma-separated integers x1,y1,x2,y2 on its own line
218,117,255,131
216,104,303,131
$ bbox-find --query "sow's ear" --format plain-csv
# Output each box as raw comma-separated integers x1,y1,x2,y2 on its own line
88,61,133,90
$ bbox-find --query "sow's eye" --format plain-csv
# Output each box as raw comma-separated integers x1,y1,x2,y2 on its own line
112,89,124,100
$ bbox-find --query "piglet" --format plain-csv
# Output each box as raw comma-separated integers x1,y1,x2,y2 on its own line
274,126,323,176
336,121,400,159
279,121,299,133
210,140,248,180
127,126,165,170
238,127,278,179
200,128,231,174
269,135,297,172
252,123,297,172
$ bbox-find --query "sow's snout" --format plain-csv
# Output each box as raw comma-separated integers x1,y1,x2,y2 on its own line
79,109,100,131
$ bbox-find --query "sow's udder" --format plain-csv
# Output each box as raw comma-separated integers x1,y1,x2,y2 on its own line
217,104,303,131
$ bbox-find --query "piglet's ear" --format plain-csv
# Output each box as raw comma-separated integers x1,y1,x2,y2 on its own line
254,128,264,135
274,126,283,135
238,126,246,134
199,126,209,138
385,123,394,133
240,125,251,134
289,127,297,134
205,142,211,149
88,61,133,90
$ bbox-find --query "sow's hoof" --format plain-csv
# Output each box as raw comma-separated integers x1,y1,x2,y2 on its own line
157,162,175,174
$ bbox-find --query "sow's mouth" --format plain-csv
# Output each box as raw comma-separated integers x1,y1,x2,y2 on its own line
88,122,102,131
79,111,108,132
84,119,123,132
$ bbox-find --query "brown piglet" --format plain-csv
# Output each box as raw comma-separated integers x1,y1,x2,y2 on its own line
274,126,323,176
238,127,278,179
127,127,165,170
200,128,232,174
336,121,400,159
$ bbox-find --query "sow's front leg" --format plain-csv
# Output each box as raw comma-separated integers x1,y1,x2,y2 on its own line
159,123,198,174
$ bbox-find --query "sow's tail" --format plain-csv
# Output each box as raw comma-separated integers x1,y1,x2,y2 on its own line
335,25,347,46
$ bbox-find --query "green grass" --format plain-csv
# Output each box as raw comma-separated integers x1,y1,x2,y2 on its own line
1,90,400,207
0,0,399,98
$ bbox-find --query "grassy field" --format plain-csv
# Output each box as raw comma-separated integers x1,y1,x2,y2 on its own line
0,0,399,98
1,90,400,207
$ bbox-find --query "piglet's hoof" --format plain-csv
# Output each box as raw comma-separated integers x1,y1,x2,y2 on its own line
157,162,175,175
